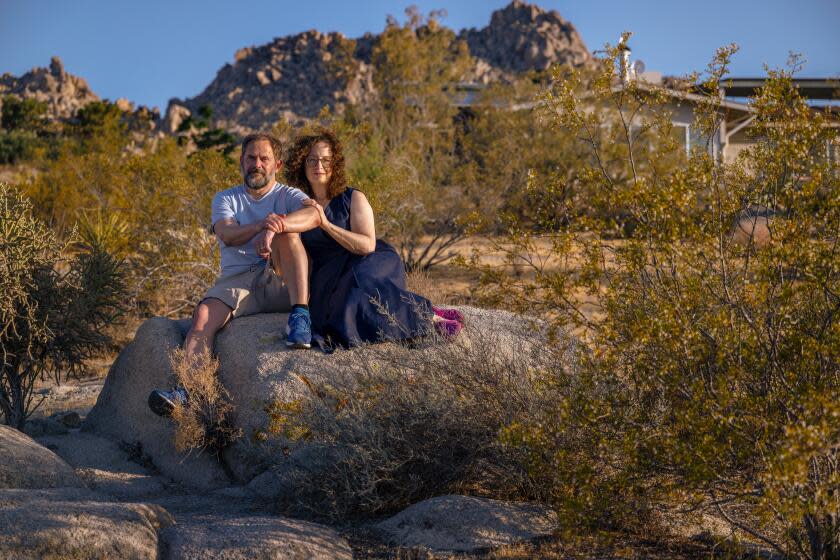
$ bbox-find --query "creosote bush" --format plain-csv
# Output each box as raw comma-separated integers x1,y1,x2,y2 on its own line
472,39,840,559
264,321,572,519
0,183,126,429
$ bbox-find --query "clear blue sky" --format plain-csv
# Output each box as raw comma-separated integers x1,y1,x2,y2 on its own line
1,0,838,112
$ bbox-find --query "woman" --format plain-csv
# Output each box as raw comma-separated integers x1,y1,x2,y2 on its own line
284,129,463,350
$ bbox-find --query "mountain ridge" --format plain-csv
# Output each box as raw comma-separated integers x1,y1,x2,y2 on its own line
1,1,591,136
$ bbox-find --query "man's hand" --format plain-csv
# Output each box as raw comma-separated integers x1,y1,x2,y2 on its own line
261,213,286,234
254,229,276,259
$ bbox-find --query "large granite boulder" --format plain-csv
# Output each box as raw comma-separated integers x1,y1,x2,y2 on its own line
86,307,573,491
0,424,83,489
0,487,174,559
84,317,231,490
159,516,353,559
375,495,558,553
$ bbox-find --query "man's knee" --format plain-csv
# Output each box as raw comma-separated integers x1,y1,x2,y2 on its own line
190,299,231,335
271,232,301,249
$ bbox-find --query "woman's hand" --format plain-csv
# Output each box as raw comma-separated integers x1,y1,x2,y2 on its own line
303,198,328,229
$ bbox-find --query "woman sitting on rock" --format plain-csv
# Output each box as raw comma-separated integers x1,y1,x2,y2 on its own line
284,128,463,350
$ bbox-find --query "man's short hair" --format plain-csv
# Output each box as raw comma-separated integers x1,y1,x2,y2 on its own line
240,133,283,161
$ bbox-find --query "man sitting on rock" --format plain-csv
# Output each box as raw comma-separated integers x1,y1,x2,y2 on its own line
148,133,320,417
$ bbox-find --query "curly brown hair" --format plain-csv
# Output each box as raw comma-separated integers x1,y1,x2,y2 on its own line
284,129,347,199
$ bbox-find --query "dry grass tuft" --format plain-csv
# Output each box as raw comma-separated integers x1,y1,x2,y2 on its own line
169,348,241,454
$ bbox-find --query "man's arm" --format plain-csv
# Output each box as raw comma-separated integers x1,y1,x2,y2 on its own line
279,206,320,233
254,206,321,259
214,214,285,246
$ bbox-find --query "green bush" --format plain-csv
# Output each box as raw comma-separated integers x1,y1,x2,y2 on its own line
474,40,840,559
1,96,47,132
0,131,38,164
0,184,126,429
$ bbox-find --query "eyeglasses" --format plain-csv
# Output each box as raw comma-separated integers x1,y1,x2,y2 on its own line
305,157,333,169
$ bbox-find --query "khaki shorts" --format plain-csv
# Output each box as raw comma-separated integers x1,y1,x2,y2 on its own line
202,264,291,318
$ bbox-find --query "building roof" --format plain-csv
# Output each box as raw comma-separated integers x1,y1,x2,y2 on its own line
720,78,840,100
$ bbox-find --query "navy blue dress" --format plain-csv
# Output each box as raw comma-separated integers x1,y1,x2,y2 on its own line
301,188,433,349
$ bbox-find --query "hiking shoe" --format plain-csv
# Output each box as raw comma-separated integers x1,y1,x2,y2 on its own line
434,318,463,339
286,307,312,349
432,306,464,323
148,387,189,417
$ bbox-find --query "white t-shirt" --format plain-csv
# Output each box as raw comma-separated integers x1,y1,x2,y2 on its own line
211,182,309,277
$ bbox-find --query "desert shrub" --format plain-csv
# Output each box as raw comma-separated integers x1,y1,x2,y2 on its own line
175,105,237,155
168,348,240,456
0,183,126,429
452,75,593,233
472,39,840,558
25,138,237,315
330,8,479,271
264,324,564,519
1,96,47,133
0,131,38,164
71,100,126,143
0,96,48,164
404,267,453,305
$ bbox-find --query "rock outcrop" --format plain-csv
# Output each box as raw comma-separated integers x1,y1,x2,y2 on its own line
375,495,558,553
166,1,591,133
5,3,591,135
459,0,591,73
165,30,375,136
0,488,175,559
158,516,353,560
84,317,231,490
85,307,570,491
0,56,99,120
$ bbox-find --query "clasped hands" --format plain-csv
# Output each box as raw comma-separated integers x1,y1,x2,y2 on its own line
253,213,286,259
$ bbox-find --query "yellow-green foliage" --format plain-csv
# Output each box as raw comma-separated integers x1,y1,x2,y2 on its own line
479,39,840,559
24,138,239,315
341,8,477,270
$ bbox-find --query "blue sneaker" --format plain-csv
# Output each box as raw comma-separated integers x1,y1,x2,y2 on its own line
286,307,312,349
148,387,189,417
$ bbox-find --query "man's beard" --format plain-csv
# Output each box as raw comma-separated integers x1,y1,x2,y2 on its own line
245,170,270,189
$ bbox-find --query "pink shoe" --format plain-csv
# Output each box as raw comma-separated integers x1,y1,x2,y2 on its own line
434,318,463,339
432,306,464,323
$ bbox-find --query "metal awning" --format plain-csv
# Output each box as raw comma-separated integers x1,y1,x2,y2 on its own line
721,78,840,100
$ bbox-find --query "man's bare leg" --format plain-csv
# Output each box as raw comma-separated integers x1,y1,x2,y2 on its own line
271,232,309,305
149,298,232,417
183,298,233,361
272,232,311,348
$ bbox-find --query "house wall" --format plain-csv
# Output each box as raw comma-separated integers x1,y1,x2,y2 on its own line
723,128,755,163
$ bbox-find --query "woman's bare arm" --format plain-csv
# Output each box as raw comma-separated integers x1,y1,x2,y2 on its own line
304,190,376,255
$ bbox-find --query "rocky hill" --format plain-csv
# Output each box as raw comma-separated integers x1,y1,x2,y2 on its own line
163,30,375,136
0,57,99,120
1,1,590,136
460,0,590,74
164,0,590,134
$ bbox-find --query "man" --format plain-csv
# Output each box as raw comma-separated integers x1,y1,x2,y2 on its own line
148,133,320,417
